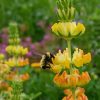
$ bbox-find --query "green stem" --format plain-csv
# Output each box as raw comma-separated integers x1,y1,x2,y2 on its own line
67,39,73,74
67,39,77,100
67,39,71,61
72,87,76,100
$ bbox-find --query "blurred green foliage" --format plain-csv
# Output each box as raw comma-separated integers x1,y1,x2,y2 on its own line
0,0,56,41
0,0,100,99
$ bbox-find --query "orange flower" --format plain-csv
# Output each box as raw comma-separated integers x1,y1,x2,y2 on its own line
7,86,13,91
69,75,78,87
53,71,68,87
19,58,29,67
6,72,17,81
0,81,10,91
53,70,91,88
20,73,30,81
62,87,88,100
75,87,88,100
78,72,91,86
62,89,74,100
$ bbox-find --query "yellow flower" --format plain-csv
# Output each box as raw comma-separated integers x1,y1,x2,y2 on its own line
50,65,63,73
0,53,5,60
83,53,91,64
51,22,85,39
52,49,70,69
0,64,9,74
72,48,91,67
5,58,16,67
5,57,29,67
6,45,28,56
22,48,28,55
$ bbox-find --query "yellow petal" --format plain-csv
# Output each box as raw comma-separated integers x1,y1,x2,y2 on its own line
73,23,85,36
83,53,91,64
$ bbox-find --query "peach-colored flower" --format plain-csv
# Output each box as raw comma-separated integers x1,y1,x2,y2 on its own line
62,89,74,100
62,87,88,100
19,58,29,67
6,72,30,82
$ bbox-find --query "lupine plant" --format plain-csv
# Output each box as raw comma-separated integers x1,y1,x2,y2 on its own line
2,22,30,100
41,0,92,100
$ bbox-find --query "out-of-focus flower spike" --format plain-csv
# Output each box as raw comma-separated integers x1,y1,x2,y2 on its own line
9,22,19,35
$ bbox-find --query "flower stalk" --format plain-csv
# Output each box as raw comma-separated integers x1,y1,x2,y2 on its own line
67,39,71,61
41,0,92,100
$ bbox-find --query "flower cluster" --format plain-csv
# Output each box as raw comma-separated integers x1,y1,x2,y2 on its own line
6,72,30,82
50,48,91,73
0,63,9,74
52,22,85,39
62,87,88,100
0,22,30,99
5,22,29,67
5,57,29,67
0,53,9,77
53,70,91,88
6,45,28,56
0,81,12,92
40,0,92,100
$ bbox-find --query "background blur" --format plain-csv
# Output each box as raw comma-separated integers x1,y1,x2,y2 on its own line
0,0,100,100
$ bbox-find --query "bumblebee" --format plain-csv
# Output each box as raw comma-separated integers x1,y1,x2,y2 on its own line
40,52,54,69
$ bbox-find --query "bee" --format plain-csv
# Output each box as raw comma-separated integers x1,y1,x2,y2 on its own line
40,52,54,69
